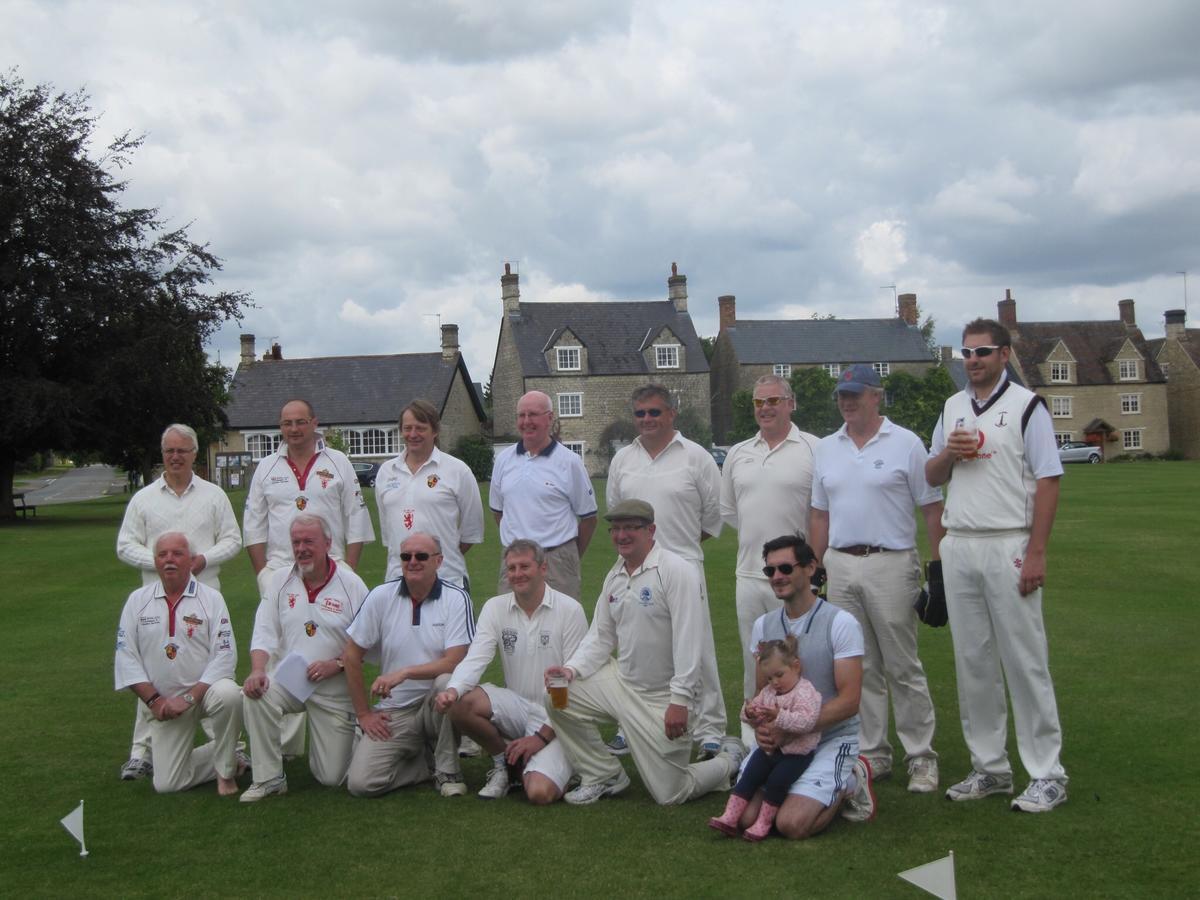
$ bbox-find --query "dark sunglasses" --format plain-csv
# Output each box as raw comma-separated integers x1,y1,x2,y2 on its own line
634,408,665,418
762,563,799,577
400,551,436,562
960,345,1001,359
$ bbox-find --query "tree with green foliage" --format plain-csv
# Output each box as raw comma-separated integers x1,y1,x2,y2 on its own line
882,366,957,445
674,404,713,450
727,390,758,443
789,367,841,437
0,71,251,514
454,434,494,481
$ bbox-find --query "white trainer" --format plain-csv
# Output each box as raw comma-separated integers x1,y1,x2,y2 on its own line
841,756,877,823
434,770,468,797
478,766,512,800
239,774,287,803
1011,779,1067,813
563,768,631,805
945,770,1013,801
906,756,939,793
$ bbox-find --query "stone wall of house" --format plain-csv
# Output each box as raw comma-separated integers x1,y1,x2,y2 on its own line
1161,340,1200,458
709,331,739,443
439,365,484,449
1035,383,1170,457
490,315,526,442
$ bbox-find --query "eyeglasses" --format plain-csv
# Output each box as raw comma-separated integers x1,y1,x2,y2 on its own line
280,418,312,428
517,410,551,420
752,396,789,409
608,524,647,534
634,408,665,418
960,346,1002,359
162,448,195,456
762,563,800,577
399,551,438,562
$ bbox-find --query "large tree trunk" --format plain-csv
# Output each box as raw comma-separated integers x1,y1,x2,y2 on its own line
0,453,16,520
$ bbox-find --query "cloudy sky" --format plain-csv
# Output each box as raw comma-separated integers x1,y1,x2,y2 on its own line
5,0,1198,383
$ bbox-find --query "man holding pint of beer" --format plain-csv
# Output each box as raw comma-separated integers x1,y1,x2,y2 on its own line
435,540,587,803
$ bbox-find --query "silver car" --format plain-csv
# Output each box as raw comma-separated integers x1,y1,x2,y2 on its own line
1059,441,1102,464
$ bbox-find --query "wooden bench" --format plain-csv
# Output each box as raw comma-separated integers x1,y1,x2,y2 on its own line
14,493,37,518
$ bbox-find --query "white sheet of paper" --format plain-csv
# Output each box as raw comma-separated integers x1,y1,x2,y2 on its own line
274,651,315,702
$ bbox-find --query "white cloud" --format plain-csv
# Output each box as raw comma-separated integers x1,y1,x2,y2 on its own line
928,161,1039,225
1073,114,1200,215
856,220,909,277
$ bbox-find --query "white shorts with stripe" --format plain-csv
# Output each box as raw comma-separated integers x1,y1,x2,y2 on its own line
480,683,573,791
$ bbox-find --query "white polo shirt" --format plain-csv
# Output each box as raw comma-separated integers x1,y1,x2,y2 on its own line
115,578,236,696
116,475,242,590
447,586,588,702
721,424,820,579
375,447,485,586
565,544,704,709
243,443,375,570
347,578,475,710
606,432,722,564
811,417,942,550
251,561,370,700
490,439,597,548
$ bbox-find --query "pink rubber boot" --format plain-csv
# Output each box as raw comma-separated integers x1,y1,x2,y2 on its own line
743,801,780,842
708,794,749,837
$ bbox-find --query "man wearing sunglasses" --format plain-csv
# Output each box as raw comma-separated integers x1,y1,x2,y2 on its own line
606,384,728,760
926,318,1067,814
721,374,820,742
808,364,944,794
341,533,475,798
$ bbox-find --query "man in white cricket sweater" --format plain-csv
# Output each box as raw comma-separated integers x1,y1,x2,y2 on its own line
545,500,744,806
926,317,1068,813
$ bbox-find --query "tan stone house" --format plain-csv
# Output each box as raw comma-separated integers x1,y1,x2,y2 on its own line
490,264,711,476
208,327,485,480
1000,292,1168,458
708,293,935,442
1147,309,1200,458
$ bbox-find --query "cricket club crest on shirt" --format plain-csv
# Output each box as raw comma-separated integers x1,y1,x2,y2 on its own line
403,508,415,530
164,643,178,660
1013,557,1023,571
540,630,551,647
638,587,653,607
183,613,202,639
315,468,335,489
295,495,308,511
288,593,298,608
501,628,518,653
304,620,318,637
427,474,440,489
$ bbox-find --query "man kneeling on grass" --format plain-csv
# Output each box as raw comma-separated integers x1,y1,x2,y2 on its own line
434,539,588,803
114,532,243,795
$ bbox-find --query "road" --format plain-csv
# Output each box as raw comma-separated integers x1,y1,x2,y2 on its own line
18,464,128,506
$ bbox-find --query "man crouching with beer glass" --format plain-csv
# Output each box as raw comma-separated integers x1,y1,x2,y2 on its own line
435,540,588,803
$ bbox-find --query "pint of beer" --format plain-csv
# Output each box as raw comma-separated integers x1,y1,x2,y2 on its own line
548,674,569,710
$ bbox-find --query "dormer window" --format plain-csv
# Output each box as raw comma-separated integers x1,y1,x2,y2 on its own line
655,344,680,369
556,347,581,371
1050,362,1071,383
1118,359,1138,381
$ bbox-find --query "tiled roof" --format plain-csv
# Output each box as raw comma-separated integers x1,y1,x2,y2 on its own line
508,300,708,376
224,353,483,429
1011,321,1165,386
725,317,932,364
1148,330,1200,369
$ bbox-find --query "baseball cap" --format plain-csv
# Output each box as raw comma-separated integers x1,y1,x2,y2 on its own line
604,499,655,523
834,364,882,394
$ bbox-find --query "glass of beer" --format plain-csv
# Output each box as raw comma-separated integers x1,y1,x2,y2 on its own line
548,673,569,710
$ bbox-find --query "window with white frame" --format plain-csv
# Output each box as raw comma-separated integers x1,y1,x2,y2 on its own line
557,392,583,417
343,426,399,457
1054,432,1073,447
1161,362,1170,380
1118,359,1138,380
873,362,890,377
655,344,680,369
563,441,585,459
1122,429,1143,450
1050,362,1071,383
823,363,842,378
1050,396,1073,418
556,347,581,371
245,432,282,460
773,364,792,378
1120,393,1142,415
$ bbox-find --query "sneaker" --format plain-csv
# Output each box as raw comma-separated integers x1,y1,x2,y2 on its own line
239,774,287,803
697,740,722,761
907,756,939,794
478,766,511,800
945,770,1013,802
434,770,468,797
841,756,877,823
235,748,251,776
718,736,747,785
1011,779,1067,813
605,732,630,756
865,756,892,781
458,735,482,758
563,768,631,805
120,757,153,781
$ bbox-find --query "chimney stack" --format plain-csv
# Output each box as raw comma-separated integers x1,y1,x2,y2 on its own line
1165,308,1186,341
270,342,283,361
940,345,953,363
441,323,460,361
668,262,688,313
1118,298,1136,328
718,295,737,332
998,289,1017,331
502,262,520,315
240,334,256,367
898,292,918,326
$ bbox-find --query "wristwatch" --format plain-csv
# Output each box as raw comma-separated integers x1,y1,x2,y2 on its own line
182,692,196,707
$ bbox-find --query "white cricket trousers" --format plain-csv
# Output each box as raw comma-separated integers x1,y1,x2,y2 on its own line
243,681,356,786
149,678,243,793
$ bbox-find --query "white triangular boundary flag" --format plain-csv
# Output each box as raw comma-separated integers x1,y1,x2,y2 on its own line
898,851,955,900
60,799,89,858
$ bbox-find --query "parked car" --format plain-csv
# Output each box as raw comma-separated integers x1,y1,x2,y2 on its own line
709,447,728,469
1058,441,1102,464
353,461,381,487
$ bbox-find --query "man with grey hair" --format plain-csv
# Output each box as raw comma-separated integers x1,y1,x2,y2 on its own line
721,374,820,742
115,423,242,781
606,384,728,759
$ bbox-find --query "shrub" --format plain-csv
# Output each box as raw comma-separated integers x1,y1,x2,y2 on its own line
455,434,494,481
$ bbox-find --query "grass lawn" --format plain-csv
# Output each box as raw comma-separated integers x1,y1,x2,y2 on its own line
1,462,1197,897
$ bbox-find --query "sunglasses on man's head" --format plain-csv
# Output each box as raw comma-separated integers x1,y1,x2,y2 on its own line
960,345,1002,359
634,408,664,418
762,563,800,577
400,551,436,562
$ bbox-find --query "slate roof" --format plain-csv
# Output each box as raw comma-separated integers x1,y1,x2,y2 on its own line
1147,330,1200,369
507,300,708,376
724,317,932,364
224,353,483,429
1011,321,1166,387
